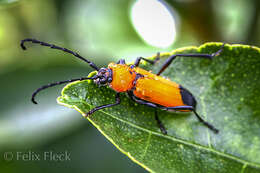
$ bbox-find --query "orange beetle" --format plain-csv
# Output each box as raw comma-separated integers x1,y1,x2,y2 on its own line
21,38,224,134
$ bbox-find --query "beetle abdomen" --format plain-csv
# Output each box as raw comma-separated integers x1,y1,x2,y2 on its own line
179,85,197,108
133,77,185,107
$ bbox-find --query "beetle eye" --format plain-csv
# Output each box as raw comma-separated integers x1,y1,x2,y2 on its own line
99,68,106,74
99,77,107,84
108,77,112,83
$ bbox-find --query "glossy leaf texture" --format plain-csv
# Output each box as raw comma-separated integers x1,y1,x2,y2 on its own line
57,43,260,173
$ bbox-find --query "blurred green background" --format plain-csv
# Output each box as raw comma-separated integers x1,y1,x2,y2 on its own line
0,0,259,172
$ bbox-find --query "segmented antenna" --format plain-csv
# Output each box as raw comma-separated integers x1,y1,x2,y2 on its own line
31,77,96,104
20,38,100,71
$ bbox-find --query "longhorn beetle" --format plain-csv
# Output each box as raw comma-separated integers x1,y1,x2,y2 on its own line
21,38,224,134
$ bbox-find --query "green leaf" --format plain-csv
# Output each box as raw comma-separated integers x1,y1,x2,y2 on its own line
0,0,18,5
57,43,260,173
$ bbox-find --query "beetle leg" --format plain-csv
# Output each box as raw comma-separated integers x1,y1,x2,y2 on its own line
117,59,126,64
154,109,167,135
193,110,219,133
127,91,158,108
134,52,160,67
128,91,167,134
127,92,218,134
165,106,219,133
84,92,121,117
164,105,194,111
157,43,225,75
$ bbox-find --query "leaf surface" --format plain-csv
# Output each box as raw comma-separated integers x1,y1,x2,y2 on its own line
58,43,260,173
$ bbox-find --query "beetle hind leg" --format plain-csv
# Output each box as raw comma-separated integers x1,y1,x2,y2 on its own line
193,110,219,134
165,106,219,133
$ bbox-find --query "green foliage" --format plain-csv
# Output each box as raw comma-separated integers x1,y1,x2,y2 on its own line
0,0,18,5
58,43,260,173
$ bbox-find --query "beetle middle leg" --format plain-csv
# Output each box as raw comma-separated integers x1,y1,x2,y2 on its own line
127,91,167,134
84,92,121,117
157,43,225,75
154,109,167,135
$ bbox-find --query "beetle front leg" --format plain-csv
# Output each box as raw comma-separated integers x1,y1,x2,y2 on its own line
84,92,121,117
134,52,160,67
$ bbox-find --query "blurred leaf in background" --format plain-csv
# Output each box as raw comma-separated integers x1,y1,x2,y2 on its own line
0,0,259,172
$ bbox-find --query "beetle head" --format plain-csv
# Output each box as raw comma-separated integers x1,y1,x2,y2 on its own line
94,68,113,86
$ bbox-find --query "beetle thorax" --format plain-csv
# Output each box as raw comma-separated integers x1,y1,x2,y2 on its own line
108,63,136,92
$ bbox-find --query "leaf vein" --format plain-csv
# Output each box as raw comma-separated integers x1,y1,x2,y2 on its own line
94,106,260,169
200,95,212,148
241,163,248,173
141,132,152,161
66,99,260,169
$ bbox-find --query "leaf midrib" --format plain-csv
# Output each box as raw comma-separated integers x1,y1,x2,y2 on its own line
59,97,260,169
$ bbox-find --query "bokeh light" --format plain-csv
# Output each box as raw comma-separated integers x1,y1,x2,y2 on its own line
130,0,177,48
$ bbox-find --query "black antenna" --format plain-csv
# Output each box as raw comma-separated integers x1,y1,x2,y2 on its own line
20,38,100,71
31,77,97,104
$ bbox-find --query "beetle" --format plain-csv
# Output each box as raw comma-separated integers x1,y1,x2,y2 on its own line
21,38,224,134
